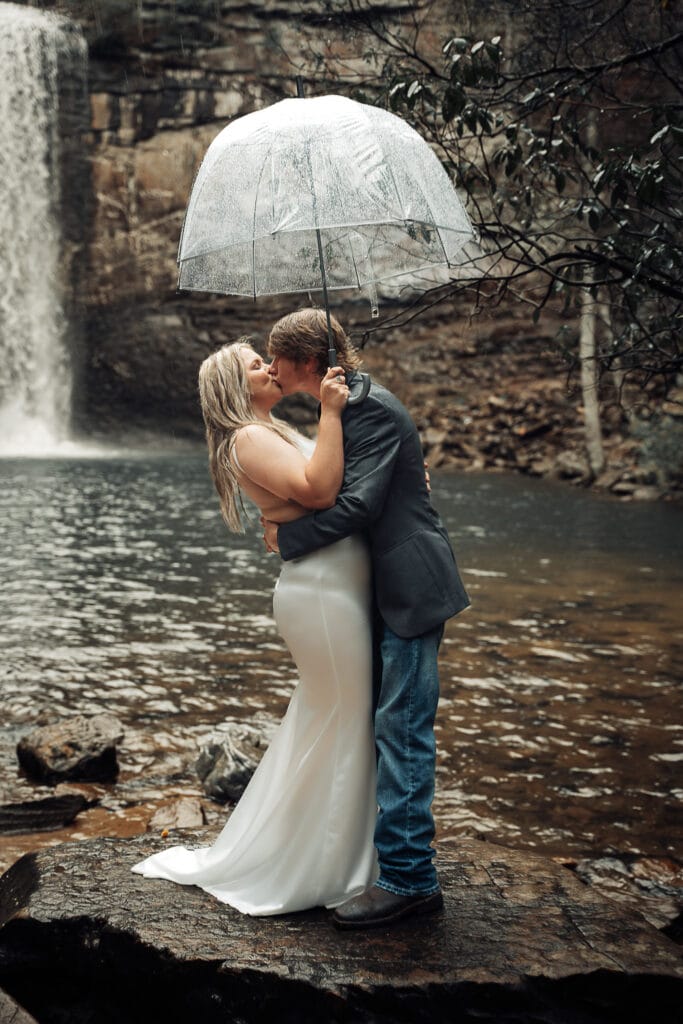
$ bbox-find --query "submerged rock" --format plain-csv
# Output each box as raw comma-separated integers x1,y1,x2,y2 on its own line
0,795,90,835
195,714,279,803
0,834,681,1023
16,714,124,785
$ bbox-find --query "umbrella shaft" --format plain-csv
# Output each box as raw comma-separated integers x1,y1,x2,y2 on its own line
296,76,337,367
313,227,336,366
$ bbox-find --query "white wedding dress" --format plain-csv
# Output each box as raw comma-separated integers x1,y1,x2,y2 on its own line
132,438,378,915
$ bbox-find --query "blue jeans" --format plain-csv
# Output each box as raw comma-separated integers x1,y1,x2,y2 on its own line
373,621,444,896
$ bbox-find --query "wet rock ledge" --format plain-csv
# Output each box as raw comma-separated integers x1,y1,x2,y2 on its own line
0,834,681,1024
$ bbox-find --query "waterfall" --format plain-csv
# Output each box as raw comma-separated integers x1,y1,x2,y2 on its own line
0,3,87,455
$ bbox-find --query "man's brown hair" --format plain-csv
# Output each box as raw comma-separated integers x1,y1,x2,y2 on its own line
268,308,362,376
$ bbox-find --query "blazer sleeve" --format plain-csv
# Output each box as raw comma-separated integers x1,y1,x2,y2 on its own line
277,398,400,561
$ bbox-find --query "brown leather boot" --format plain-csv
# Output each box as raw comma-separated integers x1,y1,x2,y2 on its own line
332,884,443,929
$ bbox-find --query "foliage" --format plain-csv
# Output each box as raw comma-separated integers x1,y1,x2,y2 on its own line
301,0,682,387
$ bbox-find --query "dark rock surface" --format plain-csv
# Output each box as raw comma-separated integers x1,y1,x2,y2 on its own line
195,713,279,803
574,855,683,932
0,795,90,836
0,987,38,1024
0,833,681,1023
16,715,124,785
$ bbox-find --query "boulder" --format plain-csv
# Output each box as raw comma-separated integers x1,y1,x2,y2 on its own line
633,485,666,501
148,797,205,832
612,480,638,495
0,834,681,1023
16,715,124,785
555,450,591,481
195,714,279,803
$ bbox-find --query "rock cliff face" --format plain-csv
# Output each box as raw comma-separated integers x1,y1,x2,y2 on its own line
14,1,679,495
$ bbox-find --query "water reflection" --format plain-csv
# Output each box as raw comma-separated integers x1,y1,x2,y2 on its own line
1,457,681,867
433,472,683,858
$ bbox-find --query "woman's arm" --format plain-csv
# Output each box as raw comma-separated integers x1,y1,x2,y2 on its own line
234,368,347,509
269,397,402,558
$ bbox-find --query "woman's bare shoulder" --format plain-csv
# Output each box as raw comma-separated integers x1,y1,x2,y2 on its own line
233,423,300,476
233,423,284,456
233,423,273,444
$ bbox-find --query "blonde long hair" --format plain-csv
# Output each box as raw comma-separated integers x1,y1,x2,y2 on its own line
198,339,295,532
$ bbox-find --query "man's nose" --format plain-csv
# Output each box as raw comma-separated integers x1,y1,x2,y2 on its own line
267,359,278,376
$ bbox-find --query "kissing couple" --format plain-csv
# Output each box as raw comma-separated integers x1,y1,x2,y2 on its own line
132,308,469,930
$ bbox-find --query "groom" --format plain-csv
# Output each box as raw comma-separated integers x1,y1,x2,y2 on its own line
263,309,469,929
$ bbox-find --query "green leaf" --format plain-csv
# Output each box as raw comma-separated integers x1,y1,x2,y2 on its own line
636,167,659,204
460,61,477,86
650,125,669,146
442,85,466,122
478,108,493,133
463,104,479,132
445,37,468,54
485,43,500,64
592,167,606,191
611,181,627,206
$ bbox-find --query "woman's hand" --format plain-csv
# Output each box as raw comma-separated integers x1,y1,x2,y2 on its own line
319,366,349,414
260,516,280,553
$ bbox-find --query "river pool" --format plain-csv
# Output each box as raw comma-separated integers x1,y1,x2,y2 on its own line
1,454,681,870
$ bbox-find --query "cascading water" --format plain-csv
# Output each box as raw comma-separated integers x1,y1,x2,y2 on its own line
0,3,87,455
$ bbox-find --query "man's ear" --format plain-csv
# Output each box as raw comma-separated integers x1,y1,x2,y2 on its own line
304,356,320,376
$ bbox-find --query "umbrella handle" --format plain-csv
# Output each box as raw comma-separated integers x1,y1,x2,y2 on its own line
347,372,371,406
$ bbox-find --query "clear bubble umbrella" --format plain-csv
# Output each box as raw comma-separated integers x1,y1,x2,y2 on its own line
178,88,476,384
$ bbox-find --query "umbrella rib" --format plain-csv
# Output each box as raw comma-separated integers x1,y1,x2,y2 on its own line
251,148,272,300
404,168,454,269
372,119,465,271
344,229,362,290
371,123,410,250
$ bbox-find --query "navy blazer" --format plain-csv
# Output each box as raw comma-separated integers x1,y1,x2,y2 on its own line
277,372,470,638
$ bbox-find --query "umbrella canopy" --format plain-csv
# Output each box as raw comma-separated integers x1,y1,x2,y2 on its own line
177,94,476,307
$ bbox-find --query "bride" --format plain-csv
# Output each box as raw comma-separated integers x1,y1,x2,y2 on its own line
131,339,378,915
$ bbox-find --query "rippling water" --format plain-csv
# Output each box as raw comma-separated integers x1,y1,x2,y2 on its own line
1,454,681,867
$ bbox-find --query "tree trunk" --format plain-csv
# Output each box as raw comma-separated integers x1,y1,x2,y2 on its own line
580,282,605,478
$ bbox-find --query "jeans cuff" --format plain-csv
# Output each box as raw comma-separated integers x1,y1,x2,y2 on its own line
377,878,441,898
